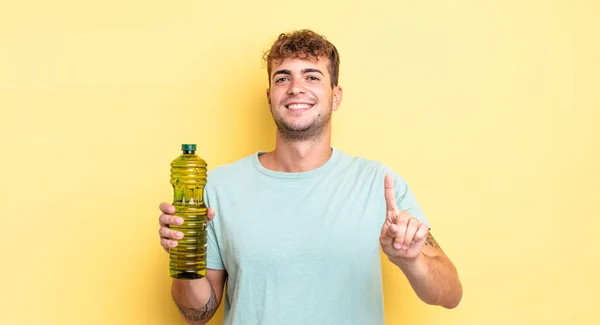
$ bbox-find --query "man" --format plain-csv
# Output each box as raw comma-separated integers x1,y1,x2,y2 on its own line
158,29,462,325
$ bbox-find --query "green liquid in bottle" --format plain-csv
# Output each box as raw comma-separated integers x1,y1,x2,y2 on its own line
169,144,208,279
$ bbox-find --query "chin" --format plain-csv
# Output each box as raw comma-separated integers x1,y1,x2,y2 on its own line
284,124,312,132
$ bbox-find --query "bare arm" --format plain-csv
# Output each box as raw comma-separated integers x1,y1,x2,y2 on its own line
389,232,463,309
158,203,226,324
172,269,227,325
380,174,462,309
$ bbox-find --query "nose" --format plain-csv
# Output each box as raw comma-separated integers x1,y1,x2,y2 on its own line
287,77,306,95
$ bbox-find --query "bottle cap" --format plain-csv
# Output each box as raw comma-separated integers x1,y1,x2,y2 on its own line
182,144,196,151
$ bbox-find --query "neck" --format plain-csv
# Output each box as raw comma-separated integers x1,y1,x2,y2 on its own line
260,131,333,173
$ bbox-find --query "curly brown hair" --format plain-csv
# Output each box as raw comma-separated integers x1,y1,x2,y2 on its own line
263,29,340,88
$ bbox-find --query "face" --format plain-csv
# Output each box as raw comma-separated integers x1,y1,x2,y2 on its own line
266,56,342,141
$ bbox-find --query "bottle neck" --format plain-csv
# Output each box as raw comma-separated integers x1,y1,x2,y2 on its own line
183,150,195,154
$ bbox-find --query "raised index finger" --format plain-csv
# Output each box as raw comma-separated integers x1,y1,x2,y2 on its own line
384,173,399,212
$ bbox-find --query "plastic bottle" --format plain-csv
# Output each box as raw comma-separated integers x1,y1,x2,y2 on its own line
169,144,208,279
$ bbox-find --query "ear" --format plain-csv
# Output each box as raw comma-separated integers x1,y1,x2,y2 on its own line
266,88,271,106
331,86,343,111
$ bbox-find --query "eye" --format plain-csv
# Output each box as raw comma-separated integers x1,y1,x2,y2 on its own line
275,77,289,83
307,75,320,82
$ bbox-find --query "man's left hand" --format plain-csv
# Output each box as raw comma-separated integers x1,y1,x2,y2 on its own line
379,173,429,263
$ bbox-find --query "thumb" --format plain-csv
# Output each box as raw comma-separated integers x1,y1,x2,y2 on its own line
384,173,399,212
207,208,216,223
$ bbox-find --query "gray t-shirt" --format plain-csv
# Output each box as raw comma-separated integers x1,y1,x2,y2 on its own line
204,147,429,325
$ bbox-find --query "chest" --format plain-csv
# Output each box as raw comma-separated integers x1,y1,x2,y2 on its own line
215,179,385,270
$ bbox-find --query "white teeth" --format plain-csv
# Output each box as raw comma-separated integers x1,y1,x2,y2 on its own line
288,104,312,109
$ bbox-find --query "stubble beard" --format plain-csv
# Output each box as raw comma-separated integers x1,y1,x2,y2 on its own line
271,104,332,142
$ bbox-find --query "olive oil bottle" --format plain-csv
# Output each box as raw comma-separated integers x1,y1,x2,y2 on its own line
169,144,208,279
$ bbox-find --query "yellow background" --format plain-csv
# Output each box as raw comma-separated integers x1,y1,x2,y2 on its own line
1,0,598,324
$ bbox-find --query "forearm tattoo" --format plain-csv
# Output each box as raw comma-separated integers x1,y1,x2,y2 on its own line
425,232,441,249
174,285,218,321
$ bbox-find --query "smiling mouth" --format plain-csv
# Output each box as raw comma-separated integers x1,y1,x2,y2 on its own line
285,103,314,109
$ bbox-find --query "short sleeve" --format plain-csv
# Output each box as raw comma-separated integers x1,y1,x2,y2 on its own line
204,185,225,270
391,170,431,229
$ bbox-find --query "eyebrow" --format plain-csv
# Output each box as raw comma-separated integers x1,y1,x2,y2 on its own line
272,68,324,78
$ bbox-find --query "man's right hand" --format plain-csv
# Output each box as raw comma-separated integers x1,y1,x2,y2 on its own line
158,202,216,253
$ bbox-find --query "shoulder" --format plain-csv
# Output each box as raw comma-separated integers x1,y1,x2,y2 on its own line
205,152,256,187
333,148,415,201
335,149,429,223
334,148,408,183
